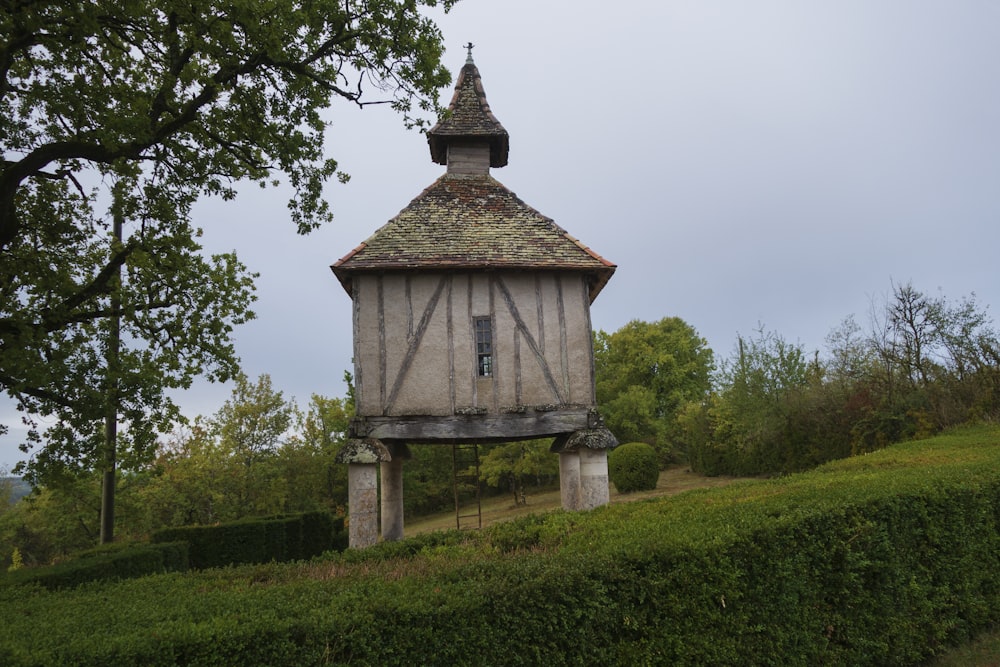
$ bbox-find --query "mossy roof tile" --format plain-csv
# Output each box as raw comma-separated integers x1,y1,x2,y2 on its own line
427,61,509,167
332,174,616,301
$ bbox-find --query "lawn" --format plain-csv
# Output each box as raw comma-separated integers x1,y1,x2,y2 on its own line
406,464,749,535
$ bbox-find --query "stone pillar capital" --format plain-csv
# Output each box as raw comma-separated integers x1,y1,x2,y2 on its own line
550,427,618,453
335,438,392,464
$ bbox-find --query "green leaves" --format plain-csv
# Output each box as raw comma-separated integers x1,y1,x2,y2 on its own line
1,0,455,482
607,442,660,493
594,317,714,455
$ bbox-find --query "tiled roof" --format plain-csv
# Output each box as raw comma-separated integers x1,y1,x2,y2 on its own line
427,61,509,168
332,174,616,302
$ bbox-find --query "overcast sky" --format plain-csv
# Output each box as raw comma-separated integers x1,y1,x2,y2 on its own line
4,1,1000,470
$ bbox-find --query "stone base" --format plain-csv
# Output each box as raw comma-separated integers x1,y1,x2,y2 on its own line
551,427,618,511
336,439,392,549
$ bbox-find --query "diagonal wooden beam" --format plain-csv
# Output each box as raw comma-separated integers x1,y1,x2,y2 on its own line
383,276,448,413
495,276,565,404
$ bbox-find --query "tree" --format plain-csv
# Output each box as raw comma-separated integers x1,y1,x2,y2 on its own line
280,386,354,514
402,444,461,517
718,326,812,470
681,326,816,475
127,420,233,531
883,283,1000,428
1,1,456,486
0,467,11,512
212,373,294,513
478,439,557,505
594,317,714,459
215,373,292,466
886,281,936,388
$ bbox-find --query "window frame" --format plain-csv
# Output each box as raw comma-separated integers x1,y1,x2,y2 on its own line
474,316,493,377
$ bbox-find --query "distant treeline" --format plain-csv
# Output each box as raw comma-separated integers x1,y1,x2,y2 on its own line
3,279,998,568
2,478,30,506
595,280,1000,476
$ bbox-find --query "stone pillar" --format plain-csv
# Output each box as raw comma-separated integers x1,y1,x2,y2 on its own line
335,438,391,549
551,427,618,511
579,447,610,510
558,451,581,511
347,463,379,548
380,443,411,542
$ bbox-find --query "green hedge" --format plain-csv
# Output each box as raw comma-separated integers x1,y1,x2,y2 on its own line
608,441,660,492
151,511,342,569
0,541,188,590
2,427,1000,665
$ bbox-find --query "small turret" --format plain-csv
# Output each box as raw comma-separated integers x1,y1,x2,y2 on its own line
426,43,509,174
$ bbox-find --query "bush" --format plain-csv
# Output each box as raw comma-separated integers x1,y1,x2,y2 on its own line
151,511,343,570
3,427,1000,665
0,541,188,590
608,442,660,493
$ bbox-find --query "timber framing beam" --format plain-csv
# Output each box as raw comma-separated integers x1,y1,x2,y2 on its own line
350,406,602,443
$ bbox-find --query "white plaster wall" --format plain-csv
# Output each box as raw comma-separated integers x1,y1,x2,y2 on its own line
352,271,596,418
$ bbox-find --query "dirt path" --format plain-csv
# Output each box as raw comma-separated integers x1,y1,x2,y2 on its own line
407,465,748,535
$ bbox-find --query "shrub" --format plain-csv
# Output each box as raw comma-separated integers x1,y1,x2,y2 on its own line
608,442,660,493
0,541,188,590
151,511,343,570
3,427,1000,665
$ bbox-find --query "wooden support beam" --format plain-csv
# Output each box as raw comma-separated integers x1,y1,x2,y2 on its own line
352,407,597,442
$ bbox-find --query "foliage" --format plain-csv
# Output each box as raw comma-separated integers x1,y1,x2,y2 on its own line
0,541,188,591
1,427,999,665
151,511,342,570
0,376,354,563
282,382,353,514
7,546,21,572
0,470,10,510
1,0,457,487
679,282,1000,476
682,326,820,475
216,374,293,466
607,442,660,493
0,473,103,567
594,317,714,461
403,444,461,517
477,439,558,505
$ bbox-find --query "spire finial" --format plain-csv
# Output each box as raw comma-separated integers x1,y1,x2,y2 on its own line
464,42,475,64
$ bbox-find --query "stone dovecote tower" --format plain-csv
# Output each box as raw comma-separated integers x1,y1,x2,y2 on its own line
331,50,617,548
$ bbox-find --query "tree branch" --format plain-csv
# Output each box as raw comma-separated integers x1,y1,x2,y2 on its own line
0,370,75,408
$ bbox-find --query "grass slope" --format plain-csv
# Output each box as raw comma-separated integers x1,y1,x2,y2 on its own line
2,425,999,665
406,464,748,535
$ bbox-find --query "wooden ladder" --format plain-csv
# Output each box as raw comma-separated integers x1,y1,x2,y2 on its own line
452,443,482,530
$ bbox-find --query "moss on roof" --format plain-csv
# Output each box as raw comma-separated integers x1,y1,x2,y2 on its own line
332,174,616,301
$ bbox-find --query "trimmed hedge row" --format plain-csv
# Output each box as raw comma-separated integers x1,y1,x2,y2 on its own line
2,427,1000,665
0,541,188,590
151,511,344,569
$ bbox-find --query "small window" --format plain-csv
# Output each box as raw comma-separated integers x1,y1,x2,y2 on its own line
474,316,493,377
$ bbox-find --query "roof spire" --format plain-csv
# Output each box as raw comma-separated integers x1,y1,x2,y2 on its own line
426,51,509,169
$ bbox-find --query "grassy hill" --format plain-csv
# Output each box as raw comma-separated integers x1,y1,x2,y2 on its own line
407,464,749,535
2,425,1000,665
